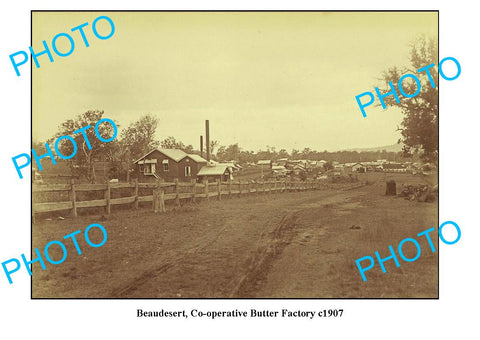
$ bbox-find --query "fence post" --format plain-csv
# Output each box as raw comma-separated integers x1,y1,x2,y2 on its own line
153,186,159,212
274,180,277,193
204,179,209,201
239,180,242,195
217,179,221,200
70,179,77,218
160,189,166,212
153,179,159,212
105,181,111,215
134,178,139,210
228,178,232,198
153,179,165,213
175,178,180,206
192,179,196,203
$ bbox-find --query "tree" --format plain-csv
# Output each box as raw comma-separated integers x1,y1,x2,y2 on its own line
301,147,313,159
299,170,307,182
217,144,240,161
51,110,118,183
291,149,300,160
160,136,194,154
120,114,159,161
161,136,181,149
323,161,334,171
209,140,219,156
379,36,438,163
278,149,289,159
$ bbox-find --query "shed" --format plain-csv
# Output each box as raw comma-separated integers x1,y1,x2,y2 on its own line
257,160,272,169
197,164,233,182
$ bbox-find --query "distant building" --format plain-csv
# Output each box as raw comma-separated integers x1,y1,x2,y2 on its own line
221,161,243,173
351,163,365,172
271,165,287,177
383,163,406,173
32,167,43,184
293,163,307,171
133,148,207,182
313,160,327,168
257,160,272,170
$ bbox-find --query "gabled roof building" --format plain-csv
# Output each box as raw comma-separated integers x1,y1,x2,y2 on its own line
133,148,208,182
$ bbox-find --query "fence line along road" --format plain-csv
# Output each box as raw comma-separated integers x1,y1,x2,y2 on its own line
32,178,330,223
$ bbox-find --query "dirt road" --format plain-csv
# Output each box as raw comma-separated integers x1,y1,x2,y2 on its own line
32,176,438,298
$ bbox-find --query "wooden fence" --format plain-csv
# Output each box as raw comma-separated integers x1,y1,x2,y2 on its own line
32,178,326,222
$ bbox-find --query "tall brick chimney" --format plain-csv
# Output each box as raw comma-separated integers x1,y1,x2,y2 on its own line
205,120,210,162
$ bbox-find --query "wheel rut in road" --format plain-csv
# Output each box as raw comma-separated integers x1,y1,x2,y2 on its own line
229,211,301,298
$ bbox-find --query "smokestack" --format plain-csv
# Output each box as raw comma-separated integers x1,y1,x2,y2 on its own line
205,120,210,162
200,135,203,158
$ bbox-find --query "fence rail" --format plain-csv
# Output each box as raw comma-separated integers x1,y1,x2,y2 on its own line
32,178,326,222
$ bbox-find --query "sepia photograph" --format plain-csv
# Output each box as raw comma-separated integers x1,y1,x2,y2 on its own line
31,11,439,298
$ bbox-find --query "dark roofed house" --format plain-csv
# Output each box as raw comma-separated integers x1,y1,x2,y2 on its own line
133,148,207,182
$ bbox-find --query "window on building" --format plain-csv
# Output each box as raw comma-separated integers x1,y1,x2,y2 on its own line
139,159,157,175
144,164,153,174
185,166,191,177
163,159,169,172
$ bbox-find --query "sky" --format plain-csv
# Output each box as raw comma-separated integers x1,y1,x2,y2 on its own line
32,11,438,152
